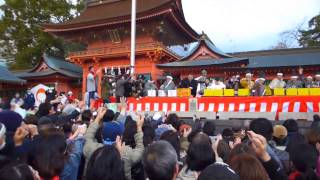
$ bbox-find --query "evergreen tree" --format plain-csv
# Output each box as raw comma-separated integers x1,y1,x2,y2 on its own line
299,14,320,47
0,0,85,69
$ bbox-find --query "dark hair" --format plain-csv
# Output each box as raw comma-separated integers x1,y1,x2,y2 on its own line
37,103,52,117
249,118,273,141
142,125,155,147
305,128,320,146
289,143,318,180
222,128,234,142
217,140,231,162
89,66,93,71
142,141,178,180
165,113,180,131
186,133,215,172
202,121,216,136
229,153,268,180
160,130,180,160
81,110,92,123
0,162,34,180
103,109,115,122
122,117,137,148
283,119,299,133
24,115,38,125
86,145,125,180
31,129,66,179
228,143,256,164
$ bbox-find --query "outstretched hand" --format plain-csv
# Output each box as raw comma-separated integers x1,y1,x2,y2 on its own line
95,107,107,123
136,113,144,132
247,131,270,162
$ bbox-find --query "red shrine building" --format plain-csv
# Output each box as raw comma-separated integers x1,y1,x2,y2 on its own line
39,0,320,97
43,0,199,96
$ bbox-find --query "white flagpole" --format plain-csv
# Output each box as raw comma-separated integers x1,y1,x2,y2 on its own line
130,0,137,75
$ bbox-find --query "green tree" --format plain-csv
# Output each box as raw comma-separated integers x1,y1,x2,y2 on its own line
0,0,85,70
299,14,320,47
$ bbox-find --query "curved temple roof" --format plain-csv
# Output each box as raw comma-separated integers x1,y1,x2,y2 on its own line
0,66,26,84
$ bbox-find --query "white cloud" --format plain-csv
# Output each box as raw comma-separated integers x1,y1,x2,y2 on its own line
182,0,320,52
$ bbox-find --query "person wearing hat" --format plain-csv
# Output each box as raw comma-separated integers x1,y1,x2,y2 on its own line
252,72,266,96
286,70,303,88
269,72,286,90
23,88,35,110
272,125,288,151
304,76,315,88
160,75,176,93
240,70,254,90
314,72,320,87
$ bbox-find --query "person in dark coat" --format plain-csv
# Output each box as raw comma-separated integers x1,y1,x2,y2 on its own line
180,74,197,97
23,88,35,110
117,75,131,101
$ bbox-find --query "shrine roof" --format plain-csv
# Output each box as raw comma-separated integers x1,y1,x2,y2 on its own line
15,54,82,79
0,66,26,84
246,51,320,68
157,57,248,68
43,0,194,33
175,33,232,62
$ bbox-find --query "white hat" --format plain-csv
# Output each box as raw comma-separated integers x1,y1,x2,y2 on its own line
245,73,252,76
166,76,173,80
291,76,298,79
307,76,313,79
277,73,283,76
68,91,73,95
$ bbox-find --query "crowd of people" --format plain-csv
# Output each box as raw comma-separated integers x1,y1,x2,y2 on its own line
1,89,320,180
96,66,320,100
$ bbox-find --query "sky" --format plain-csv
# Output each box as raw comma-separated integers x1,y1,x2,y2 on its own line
182,0,320,52
0,0,319,53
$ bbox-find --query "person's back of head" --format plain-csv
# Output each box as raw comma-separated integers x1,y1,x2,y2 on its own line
31,128,66,179
249,118,273,141
229,153,269,180
37,102,52,117
86,145,125,180
103,109,115,122
202,121,216,137
283,119,299,133
142,125,155,147
122,117,137,148
186,133,215,172
165,113,180,131
228,143,256,164
160,130,180,160
217,140,231,162
222,128,234,142
198,162,240,180
0,161,36,180
81,110,92,123
289,143,318,180
142,141,178,180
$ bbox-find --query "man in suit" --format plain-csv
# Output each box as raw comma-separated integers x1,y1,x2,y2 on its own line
116,75,131,102
180,74,197,97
